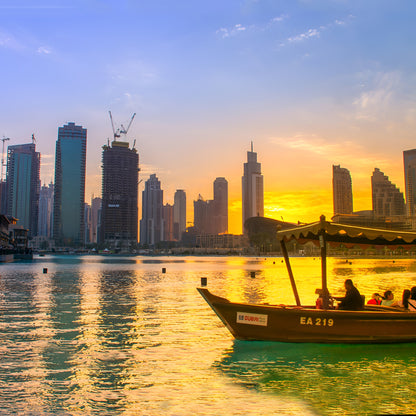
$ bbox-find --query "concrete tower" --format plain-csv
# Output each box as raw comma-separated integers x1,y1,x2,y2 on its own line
242,142,263,232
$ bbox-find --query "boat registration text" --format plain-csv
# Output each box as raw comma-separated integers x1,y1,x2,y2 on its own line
237,312,268,326
300,317,334,326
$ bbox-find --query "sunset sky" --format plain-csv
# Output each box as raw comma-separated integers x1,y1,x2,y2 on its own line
1,0,416,234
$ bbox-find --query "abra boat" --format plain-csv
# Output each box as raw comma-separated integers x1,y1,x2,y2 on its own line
198,215,416,344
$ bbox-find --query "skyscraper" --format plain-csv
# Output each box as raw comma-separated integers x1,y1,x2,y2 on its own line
100,141,138,249
6,142,40,236
372,168,406,218
53,122,87,246
91,196,102,244
242,142,264,231
140,174,163,246
38,182,54,238
193,194,212,235
332,165,353,215
173,189,186,241
163,203,174,241
213,177,228,234
403,149,416,217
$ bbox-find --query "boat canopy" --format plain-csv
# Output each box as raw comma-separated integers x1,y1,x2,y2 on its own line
276,216,416,247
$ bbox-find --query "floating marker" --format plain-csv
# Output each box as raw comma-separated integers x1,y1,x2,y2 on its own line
251,271,256,278
201,277,207,286
162,267,166,273
43,268,48,274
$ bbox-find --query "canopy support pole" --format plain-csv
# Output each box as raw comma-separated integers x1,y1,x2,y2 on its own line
319,215,329,309
280,239,301,306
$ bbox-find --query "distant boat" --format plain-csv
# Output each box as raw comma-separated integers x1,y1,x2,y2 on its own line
198,216,416,344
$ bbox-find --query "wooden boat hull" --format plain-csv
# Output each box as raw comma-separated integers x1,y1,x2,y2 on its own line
198,288,416,344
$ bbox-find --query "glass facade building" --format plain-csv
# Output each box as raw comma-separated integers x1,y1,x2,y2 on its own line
53,122,87,245
6,143,40,237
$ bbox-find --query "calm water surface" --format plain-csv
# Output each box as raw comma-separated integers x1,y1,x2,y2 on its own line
1,255,416,415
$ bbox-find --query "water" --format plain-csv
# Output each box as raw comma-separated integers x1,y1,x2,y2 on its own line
1,255,416,415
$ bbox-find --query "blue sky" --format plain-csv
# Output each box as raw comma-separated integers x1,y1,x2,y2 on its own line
1,0,416,232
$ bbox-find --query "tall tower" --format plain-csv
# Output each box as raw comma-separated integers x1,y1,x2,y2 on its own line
173,189,186,240
37,182,54,238
213,177,228,234
242,142,264,232
403,149,416,217
140,174,163,246
6,142,40,237
100,141,138,249
372,168,406,218
332,165,353,215
91,196,102,244
53,122,87,246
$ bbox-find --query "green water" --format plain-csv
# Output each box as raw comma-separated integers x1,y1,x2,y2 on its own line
1,255,416,415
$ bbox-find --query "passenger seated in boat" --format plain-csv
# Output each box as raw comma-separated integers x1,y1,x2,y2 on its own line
381,290,400,307
315,289,324,309
337,279,363,310
367,293,382,305
408,286,416,311
401,289,411,309
315,288,334,309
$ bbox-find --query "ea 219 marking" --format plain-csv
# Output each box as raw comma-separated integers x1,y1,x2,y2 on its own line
300,317,334,326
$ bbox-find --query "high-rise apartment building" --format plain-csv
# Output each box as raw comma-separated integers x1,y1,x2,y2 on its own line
140,174,163,246
84,202,92,244
53,122,87,246
100,141,138,249
6,142,40,236
91,196,102,244
38,182,54,238
193,177,229,236
163,203,174,241
213,177,228,234
173,189,186,241
332,165,353,215
403,149,416,217
193,194,212,235
242,142,263,232
372,168,406,218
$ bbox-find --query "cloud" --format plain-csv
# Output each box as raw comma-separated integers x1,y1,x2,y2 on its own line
216,24,247,39
353,71,401,121
269,134,388,169
108,60,158,87
37,46,52,55
287,28,320,43
216,14,288,39
0,29,53,55
279,15,354,47
0,30,23,51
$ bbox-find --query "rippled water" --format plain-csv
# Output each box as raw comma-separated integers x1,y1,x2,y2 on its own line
1,255,416,415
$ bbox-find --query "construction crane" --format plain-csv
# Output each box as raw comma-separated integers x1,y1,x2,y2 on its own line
1,136,10,183
108,111,136,142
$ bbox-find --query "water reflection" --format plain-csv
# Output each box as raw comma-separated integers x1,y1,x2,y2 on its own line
216,340,416,416
2,256,416,415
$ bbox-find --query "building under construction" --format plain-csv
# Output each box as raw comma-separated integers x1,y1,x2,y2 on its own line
100,140,139,250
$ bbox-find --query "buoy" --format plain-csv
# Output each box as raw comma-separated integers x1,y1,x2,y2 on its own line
201,277,207,286
43,268,48,274
162,267,166,273
251,271,256,278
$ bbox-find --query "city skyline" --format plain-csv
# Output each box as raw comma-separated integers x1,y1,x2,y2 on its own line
1,1,416,234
